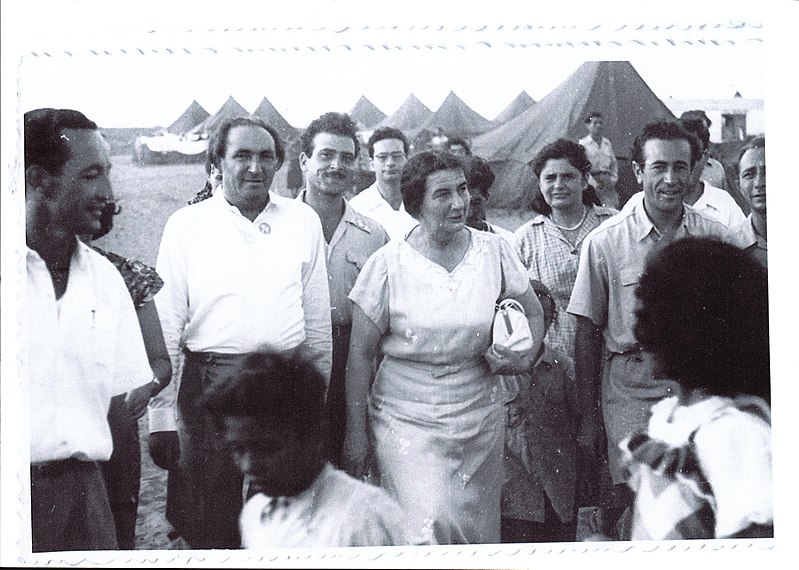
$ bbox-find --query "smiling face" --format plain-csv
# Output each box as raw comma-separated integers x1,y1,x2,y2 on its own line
220,125,278,212
539,158,587,213
300,132,356,197
370,138,407,185
634,138,693,220
739,146,766,217
417,167,469,237
44,128,114,237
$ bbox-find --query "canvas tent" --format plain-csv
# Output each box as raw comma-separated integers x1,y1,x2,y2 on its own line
491,91,535,126
419,91,494,138
472,61,675,209
164,100,210,135
135,96,251,165
188,96,250,138
350,95,386,130
375,93,432,133
252,96,298,141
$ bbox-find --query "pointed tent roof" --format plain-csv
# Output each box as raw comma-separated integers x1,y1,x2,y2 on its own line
165,100,210,135
419,91,494,138
491,91,535,125
188,96,250,137
350,96,386,130
473,61,675,164
252,96,297,140
376,94,432,132
472,61,675,209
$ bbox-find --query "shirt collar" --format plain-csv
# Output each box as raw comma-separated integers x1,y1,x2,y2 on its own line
26,237,89,271
211,188,273,218
632,196,687,242
296,188,375,235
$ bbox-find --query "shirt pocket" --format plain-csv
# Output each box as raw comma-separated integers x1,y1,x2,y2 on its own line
619,266,642,288
346,251,369,271
88,308,117,374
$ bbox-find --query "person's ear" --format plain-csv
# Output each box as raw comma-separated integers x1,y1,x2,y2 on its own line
299,152,309,172
25,165,52,194
632,161,644,185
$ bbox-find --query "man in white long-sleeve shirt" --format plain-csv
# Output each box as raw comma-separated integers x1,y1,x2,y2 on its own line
148,116,332,549
24,108,154,552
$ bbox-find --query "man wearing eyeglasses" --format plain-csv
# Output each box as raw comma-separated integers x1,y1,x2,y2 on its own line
296,112,388,468
349,127,418,240
149,116,332,549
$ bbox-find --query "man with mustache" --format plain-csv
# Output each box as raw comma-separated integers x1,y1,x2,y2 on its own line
24,108,154,551
297,112,388,467
349,126,418,241
149,116,332,548
567,120,733,539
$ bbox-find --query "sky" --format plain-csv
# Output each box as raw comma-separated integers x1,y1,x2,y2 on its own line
9,1,767,129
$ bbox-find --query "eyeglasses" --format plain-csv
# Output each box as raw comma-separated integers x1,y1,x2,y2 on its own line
373,153,406,163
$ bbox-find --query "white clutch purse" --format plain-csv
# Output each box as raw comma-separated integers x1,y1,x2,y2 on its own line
492,298,534,352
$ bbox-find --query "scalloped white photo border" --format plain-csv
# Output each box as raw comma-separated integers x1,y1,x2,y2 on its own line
2,1,796,568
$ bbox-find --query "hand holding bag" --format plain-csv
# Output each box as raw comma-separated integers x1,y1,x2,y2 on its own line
492,298,535,353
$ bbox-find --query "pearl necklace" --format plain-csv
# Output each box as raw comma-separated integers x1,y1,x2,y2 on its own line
551,206,588,231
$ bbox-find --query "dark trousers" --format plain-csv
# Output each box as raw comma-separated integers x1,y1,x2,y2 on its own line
325,325,351,467
31,459,118,552
175,349,251,549
501,494,577,543
101,394,141,550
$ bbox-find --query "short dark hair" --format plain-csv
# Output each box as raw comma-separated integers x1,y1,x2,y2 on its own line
680,109,711,128
530,138,597,215
461,155,495,197
737,135,765,167
631,120,703,168
366,127,409,158
446,136,472,156
585,112,603,124
400,150,464,218
300,112,360,158
199,352,327,442
679,116,710,153
208,116,285,170
24,108,99,175
529,279,558,331
634,236,770,403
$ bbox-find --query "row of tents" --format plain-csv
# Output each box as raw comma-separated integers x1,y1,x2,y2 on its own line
134,61,676,209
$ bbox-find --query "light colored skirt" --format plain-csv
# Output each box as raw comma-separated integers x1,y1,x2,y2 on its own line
369,355,505,544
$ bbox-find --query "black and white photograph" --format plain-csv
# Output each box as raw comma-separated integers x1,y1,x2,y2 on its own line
2,0,796,567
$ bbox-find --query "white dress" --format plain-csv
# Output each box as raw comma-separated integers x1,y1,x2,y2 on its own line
349,228,530,544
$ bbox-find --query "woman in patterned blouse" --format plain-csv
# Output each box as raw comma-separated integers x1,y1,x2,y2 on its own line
513,139,618,359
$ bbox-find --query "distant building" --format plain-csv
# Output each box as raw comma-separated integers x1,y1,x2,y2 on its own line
664,94,764,142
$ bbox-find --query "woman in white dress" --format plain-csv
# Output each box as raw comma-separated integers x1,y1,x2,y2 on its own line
342,150,545,544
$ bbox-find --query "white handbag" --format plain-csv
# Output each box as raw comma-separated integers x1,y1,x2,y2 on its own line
492,298,535,352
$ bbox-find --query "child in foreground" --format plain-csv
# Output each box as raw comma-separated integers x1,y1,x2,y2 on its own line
622,236,772,540
199,351,419,548
501,279,580,542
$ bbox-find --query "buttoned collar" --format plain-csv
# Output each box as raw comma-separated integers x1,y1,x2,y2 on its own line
296,188,376,235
